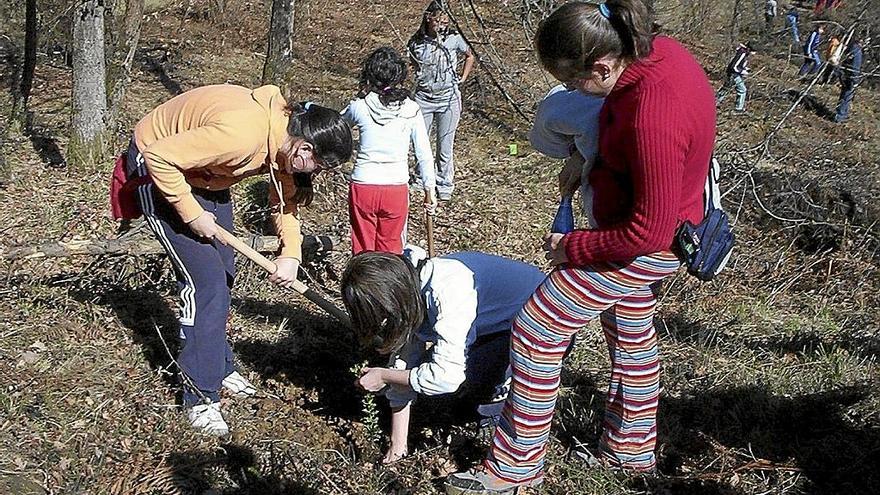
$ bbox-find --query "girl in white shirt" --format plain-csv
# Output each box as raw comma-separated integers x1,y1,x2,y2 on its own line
343,47,437,254
342,246,546,464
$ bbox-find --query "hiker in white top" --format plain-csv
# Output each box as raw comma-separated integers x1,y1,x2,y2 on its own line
342,47,437,254
408,1,475,201
529,84,604,227
342,246,546,464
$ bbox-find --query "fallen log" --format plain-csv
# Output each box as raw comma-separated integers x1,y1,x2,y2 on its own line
0,232,339,262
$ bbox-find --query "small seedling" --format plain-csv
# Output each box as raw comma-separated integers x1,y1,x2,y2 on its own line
350,361,382,445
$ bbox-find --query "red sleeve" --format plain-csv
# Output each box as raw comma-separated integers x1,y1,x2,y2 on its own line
563,88,688,264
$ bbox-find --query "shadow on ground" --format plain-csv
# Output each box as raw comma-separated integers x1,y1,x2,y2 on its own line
166,443,321,494
660,384,880,493
232,296,365,420
65,266,181,388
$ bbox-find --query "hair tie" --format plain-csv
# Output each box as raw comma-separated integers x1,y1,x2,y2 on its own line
303,101,314,111
598,2,611,19
382,86,392,93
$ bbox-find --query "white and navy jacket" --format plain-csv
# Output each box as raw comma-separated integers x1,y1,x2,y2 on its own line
385,246,546,408
726,44,751,76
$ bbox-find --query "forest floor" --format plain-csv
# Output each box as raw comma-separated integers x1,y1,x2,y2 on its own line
1,1,879,494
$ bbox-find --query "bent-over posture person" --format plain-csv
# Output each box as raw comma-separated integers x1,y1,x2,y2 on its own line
129,84,352,435
446,1,715,492
342,246,545,464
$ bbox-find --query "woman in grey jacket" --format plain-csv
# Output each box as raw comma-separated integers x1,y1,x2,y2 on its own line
407,1,475,201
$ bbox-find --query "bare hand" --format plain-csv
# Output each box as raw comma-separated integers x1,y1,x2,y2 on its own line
424,189,438,216
559,153,585,197
543,232,569,266
382,445,408,464
356,367,387,393
269,257,300,289
187,211,220,241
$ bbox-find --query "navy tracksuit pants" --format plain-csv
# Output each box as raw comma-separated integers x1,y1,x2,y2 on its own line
127,141,236,406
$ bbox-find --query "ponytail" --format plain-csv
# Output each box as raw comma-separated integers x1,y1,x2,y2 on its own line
359,47,412,106
536,0,655,80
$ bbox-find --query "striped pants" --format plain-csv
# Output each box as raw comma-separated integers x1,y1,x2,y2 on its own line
485,252,680,483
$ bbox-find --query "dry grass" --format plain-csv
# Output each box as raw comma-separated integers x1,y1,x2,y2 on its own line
1,0,878,494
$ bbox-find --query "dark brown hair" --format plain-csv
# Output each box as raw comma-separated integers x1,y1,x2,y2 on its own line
341,252,427,354
359,47,411,106
282,102,353,206
536,0,655,81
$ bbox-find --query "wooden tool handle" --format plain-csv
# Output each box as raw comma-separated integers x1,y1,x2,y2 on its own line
426,212,436,258
215,227,351,328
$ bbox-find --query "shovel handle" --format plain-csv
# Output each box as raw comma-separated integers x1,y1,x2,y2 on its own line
426,213,436,258
214,226,351,328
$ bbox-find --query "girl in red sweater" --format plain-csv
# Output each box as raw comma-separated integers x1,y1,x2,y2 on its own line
446,1,716,492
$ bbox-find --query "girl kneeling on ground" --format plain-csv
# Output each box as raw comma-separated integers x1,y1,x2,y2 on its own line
342,246,546,464
343,47,437,254
128,84,352,436
446,1,715,492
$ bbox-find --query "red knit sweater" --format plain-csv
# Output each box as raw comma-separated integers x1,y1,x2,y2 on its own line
564,36,716,265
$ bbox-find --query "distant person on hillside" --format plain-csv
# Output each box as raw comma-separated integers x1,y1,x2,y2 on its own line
785,5,801,44
528,84,604,227
342,47,437,255
834,36,865,123
407,0,476,201
344,247,546,464
124,85,352,436
445,1,716,491
717,41,756,113
819,35,844,84
799,25,825,77
765,0,778,28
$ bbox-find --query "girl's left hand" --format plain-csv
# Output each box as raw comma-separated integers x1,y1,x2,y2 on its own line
357,367,387,393
270,257,300,288
543,233,569,266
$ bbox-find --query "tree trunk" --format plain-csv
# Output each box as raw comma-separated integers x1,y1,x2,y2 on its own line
730,0,742,44
70,0,109,169
10,0,37,129
107,0,145,126
262,0,296,91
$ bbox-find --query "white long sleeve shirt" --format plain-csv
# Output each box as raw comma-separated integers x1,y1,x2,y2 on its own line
342,93,436,189
385,246,546,408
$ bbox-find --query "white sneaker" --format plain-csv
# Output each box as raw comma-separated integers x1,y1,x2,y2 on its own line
222,371,257,397
187,402,229,436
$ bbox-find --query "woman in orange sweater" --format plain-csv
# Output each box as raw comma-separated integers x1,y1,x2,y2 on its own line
128,84,352,435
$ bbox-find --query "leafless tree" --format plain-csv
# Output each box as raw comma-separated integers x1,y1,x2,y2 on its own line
262,0,296,92
10,0,37,129
107,0,145,125
70,0,108,168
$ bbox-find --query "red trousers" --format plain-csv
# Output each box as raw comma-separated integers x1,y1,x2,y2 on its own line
349,183,409,254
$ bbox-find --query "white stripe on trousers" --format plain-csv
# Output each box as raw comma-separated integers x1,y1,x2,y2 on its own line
134,152,197,327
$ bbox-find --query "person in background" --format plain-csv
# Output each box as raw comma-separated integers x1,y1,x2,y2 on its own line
819,34,843,84
717,41,756,113
407,0,476,201
799,24,825,77
342,47,437,255
344,246,546,464
128,85,352,435
834,36,865,123
785,5,800,45
446,0,716,491
528,84,604,227
765,0,778,29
